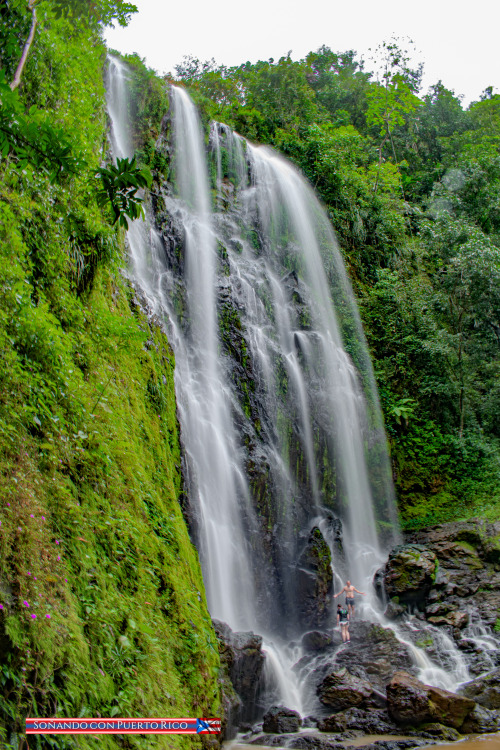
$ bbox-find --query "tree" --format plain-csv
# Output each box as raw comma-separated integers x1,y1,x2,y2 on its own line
306,46,371,129
51,0,138,28
366,40,423,197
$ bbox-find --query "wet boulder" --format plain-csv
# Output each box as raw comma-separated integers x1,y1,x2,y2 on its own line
461,703,500,733
334,623,413,692
384,600,406,620
383,545,438,608
301,630,336,651
386,670,475,729
317,707,397,734
253,736,347,750
459,667,500,709
297,527,333,629
413,723,461,741
285,736,347,750
262,706,302,733
213,620,265,722
317,667,373,710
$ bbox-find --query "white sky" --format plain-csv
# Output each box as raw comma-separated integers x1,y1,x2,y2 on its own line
105,0,499,106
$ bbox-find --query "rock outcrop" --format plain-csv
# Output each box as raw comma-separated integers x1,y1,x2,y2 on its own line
386,670,475,729
459,667,500,709
333,622,414,692
301,630,337,652
262,706,302,733
317,707,398,734
403,520,500,628
317,667,373,710
213,620,266,723
297,526,333,629
382,544,438,607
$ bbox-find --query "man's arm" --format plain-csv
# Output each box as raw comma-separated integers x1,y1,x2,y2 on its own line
333,586,346,599
353,587,365,595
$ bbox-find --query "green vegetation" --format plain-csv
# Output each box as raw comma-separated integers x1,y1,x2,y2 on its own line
0,2,219,747
1,0,499,742
175,42,500,528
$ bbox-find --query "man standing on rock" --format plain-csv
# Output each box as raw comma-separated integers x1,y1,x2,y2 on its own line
333,580,365,619
336,603,350,643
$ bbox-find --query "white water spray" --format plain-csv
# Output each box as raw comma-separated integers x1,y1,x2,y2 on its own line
105,64,475,714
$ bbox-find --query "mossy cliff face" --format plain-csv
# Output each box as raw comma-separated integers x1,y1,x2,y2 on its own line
0,7,220,749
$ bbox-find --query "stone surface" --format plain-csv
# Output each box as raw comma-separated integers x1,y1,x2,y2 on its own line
248,733,346,749
461,703,500,733
317,707,398,734
213,619,265,723
459,668,500,709
417,724,461,741
301,630,336,651
383,545,438,607
404,520,500,629
262,705,302,734
386,670,475,729
384,600,406,620
364,743,427,750
317,667,373,709
333,623,414,693
297,526,333,629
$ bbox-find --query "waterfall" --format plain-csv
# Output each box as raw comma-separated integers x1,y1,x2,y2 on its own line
105,56,133,159
108,62,476,715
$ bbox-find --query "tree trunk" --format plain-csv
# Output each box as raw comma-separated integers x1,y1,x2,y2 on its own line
10,1,38,92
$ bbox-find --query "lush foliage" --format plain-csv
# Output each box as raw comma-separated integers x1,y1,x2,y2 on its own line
0,3,220,748
174,43,500,528
96,156,151,228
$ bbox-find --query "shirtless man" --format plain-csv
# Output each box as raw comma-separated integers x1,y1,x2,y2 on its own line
333,580,365,619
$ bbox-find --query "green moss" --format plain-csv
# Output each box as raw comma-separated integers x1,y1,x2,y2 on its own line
0,10,220,748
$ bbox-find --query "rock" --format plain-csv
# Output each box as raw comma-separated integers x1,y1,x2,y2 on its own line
286,736,346,750
262,705,302,734
383,545,438,607
459,667,500,709
417,723,461,741
301,630,335,652
461,703,500,733
384,600,406,620
373,566,385,599
297,527,333,629
317,667,373,710
403,520,500,628
386,670,475,729
302,715,318,728
248,733,346,749
334,623,414,693
426,610,469,630
362,742,428,750
317,707,398,734
213,620,265,722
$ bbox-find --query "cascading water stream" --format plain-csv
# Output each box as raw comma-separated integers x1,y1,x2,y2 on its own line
105,62,481,713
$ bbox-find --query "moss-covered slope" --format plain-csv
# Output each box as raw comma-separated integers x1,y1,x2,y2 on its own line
0,4,220,748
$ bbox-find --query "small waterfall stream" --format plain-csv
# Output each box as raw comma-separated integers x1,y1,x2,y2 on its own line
105,62,486,718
